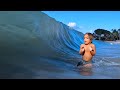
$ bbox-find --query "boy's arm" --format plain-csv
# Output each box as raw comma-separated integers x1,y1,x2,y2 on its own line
79,44,85,55
90,44,96,56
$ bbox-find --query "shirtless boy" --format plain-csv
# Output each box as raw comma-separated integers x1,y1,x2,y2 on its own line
77,33,96,67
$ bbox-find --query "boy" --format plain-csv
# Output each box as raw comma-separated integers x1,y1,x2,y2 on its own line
77,33,96,67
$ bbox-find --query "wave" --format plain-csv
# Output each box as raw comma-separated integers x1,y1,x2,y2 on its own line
0,11,120,78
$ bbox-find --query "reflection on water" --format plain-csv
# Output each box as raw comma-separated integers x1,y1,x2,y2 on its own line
78,66,93,76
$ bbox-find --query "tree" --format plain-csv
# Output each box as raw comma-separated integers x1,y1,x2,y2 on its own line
94,29,111,35
94,29,112,41
111,29,119,40
94,29,101,35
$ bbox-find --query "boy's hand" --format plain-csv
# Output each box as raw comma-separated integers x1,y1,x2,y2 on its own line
89,44,96,56
81,46,85,52
79,44,85,55
90,47,93,51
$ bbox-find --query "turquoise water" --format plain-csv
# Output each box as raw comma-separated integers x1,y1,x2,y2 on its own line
0,11,120,79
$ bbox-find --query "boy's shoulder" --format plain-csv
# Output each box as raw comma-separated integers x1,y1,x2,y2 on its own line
90,43,95,47
81,44,85,46
80,44,85,47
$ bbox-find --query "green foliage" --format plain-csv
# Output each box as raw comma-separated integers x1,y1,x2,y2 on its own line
93,28,120,41
94,29,111,35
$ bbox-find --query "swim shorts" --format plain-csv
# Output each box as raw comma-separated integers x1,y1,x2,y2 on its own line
77,60,92,66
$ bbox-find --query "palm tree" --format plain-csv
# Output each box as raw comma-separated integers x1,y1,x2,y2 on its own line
118,29,120,40
111,29,119,40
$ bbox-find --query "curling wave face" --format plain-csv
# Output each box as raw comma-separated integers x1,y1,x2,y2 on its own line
0,11,120,79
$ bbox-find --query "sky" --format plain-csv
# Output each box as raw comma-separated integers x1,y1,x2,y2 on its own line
42,11,120,34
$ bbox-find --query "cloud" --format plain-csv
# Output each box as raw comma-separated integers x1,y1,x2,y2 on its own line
67,22,76,28
67,22,85,33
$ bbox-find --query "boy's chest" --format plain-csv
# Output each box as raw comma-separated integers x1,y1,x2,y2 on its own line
84,45,91,52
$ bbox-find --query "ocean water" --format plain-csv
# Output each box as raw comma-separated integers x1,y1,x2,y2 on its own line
0,11,120,79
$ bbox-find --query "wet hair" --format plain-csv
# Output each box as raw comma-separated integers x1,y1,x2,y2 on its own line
84,32,93,43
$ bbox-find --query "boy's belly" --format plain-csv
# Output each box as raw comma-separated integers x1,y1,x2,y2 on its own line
82,52,92,61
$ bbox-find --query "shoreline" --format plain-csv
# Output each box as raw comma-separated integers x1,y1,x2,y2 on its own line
105,40,120,44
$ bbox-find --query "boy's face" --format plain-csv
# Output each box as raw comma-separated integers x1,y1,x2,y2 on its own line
84,34,91,45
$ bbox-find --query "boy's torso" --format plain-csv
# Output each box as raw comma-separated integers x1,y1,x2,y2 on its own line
82,44,93,61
